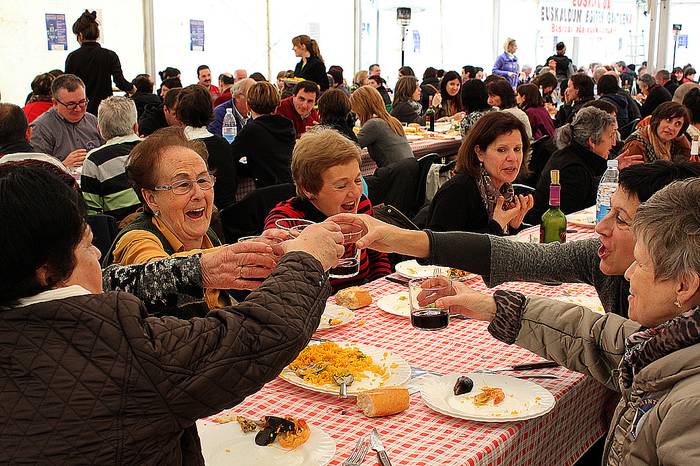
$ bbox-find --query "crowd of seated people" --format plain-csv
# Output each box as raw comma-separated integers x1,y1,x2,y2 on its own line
2,24,700,463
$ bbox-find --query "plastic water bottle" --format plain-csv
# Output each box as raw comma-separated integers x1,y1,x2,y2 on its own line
222,108,237,143
596,159,619,223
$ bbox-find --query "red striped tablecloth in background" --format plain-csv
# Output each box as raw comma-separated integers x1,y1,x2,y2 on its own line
203,224,613,465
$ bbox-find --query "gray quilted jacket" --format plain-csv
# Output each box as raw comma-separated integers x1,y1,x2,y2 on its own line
489,293,700,466
0,252,330,465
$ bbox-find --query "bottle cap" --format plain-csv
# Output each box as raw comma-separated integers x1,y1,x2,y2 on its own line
550,169,560,185
607,159,618,168
225,108,233,113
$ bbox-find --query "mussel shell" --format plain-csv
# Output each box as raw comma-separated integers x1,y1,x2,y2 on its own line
453,376,474,396
264,416,295,432
255,427,278,446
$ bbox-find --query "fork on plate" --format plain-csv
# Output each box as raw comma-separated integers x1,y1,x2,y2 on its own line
341,436,370,466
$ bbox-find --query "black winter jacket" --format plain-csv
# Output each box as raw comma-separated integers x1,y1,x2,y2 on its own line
230,114,296,188
0,252,330,465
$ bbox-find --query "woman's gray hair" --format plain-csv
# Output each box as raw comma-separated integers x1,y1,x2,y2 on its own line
633,178,700,282
638,74,655,91
555,107,616,149
97,96,137,140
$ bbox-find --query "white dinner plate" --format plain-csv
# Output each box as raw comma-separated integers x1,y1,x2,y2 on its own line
420,373,556,423
279,341,411,396
197,418,335,466
395,260,450,280
551,295,605,314
376,291,411,318
567,206,596,228
316,303,354,331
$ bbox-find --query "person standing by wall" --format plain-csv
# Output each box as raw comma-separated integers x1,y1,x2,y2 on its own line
65,10,135,116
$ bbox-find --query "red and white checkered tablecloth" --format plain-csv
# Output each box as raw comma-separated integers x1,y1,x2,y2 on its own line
202,226,613,466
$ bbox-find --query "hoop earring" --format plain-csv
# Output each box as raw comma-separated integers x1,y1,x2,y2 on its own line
154,210,161,217
674,299,682,309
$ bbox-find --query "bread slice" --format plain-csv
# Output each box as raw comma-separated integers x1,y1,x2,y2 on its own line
356,386,410,417
334,286,372,309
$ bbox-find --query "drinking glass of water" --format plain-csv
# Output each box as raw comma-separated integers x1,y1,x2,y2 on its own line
408,277,454,331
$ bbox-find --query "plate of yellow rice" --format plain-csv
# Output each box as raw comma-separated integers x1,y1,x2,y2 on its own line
280,341,411,396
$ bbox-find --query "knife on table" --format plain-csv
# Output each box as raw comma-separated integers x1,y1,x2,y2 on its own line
370,428,392,466
487,361,559,372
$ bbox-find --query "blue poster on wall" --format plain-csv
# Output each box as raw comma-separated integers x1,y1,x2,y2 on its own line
678,34,688,48
413,30,420,53
45,13,67,51
190,19,205,51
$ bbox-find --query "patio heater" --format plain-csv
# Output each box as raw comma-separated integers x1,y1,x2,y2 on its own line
397,7,411,67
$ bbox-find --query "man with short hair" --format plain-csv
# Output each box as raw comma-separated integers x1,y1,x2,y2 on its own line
546,42,575,90
209,78,255,137
369,64,381,77
81,96,141,221
234,69,248,82
615,61,635,90
554,73,596,126
0,103,73,174
197,65,221,103
655,69,679,97
275,81,320,138
30,74,104,168
461,65,476,83
137,87,182,136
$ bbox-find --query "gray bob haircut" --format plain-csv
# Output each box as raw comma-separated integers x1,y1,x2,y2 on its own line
638,73,656,90
97,96,137,140
633,178,700,282
555,107,616,149
50,74,85,99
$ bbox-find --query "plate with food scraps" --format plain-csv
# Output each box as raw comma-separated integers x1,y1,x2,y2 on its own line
551,295,605,315
566,206,596,228
317,303,354,331
279,341,411,396
197,416,335,466
395,260,449,280
376,291,410,318
420,373,556,422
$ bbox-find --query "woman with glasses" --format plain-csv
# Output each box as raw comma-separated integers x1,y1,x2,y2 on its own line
103,127,241,317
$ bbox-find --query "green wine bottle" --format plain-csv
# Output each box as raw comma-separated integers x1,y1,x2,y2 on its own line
426,107,435,132
539,169,567,243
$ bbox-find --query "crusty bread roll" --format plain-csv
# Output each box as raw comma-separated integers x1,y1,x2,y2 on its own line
356,386,410,417
334,286,372,309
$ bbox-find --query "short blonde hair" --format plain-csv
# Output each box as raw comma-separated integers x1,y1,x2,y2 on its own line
247,81,280,114
353,70,368,87
503,37,516,52
291,127,361,197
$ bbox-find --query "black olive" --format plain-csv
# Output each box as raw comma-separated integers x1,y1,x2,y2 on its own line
453,376,474,396
255,427,277,446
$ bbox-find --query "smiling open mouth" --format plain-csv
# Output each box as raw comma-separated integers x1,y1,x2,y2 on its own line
340,201,356,212
186,208,205,220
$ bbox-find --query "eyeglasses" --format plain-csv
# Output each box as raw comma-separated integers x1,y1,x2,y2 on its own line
153,175,216,195
55,98,89,110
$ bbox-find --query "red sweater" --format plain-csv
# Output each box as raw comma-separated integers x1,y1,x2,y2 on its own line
275,97,319,139
264,195,391,292
23,100,53,124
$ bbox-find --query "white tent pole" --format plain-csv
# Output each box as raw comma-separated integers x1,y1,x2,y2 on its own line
142,0,156,77
646,0,658,70
655,0,670,71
